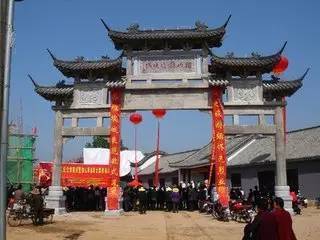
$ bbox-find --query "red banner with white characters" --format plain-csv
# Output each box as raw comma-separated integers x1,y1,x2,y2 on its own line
35,163,111,187
107,89,122,210
212,87,229,207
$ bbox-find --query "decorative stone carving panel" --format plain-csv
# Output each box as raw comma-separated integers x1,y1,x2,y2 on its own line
72,83,108,109
227,79,263,105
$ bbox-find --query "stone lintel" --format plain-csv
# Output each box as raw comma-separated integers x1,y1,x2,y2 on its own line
62,127,110,137
225,125,276,135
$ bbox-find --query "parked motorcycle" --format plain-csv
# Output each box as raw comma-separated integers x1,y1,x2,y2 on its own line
297,196,308,208
212,201,229,222
229,200,254,223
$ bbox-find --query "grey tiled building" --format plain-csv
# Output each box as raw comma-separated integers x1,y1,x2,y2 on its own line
138,125,320,199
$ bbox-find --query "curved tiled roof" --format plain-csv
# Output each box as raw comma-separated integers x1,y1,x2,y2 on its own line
262,69,308,97
208,77,230,87
209,42,287,76
47,49,123,79
169,135,254,168
102,17,231,50
31,78,126,101
34,85,74,102
228,125,320,167
139,149,198,176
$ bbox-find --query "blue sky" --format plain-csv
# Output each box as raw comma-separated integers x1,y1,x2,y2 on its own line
10,0,320,161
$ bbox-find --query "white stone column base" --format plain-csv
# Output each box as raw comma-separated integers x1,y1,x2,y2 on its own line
45,186,66,215
275,185,293,215
104,194,124,216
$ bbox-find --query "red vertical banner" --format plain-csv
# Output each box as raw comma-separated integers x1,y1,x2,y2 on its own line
212,87,229,207
107,89,122,210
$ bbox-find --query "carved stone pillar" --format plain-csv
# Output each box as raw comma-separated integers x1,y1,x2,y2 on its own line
46,110,66,214
274,104,292,213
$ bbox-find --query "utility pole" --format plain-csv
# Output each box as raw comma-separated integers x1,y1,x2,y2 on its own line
0,0,10,239
1,1,22,239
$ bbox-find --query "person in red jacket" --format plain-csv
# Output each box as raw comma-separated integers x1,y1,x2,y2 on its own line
272,197,297,240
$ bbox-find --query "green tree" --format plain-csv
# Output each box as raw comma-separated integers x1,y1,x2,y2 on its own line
85,136,128,150
85,136,109,148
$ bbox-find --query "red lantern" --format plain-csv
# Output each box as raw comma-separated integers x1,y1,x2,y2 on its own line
273,56,289,74
152,109,166,119
129,113,142,125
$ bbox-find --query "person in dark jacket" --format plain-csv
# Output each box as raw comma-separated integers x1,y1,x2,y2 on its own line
150,187,157,210
157,187,165,210
165,187,173,212
137,186,147,214
188,185,198,211
30,187,44,225
171,185,180,213
122,187,131,212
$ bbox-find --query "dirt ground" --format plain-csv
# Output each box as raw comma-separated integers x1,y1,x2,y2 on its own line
7,207,320,240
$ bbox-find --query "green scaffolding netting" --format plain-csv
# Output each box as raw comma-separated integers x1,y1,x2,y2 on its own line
7,134,36,192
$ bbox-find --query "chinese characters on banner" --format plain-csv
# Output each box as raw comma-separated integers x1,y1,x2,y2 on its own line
61,164,111,187
34,163,111,187
212,87,229,207
107,89,122,210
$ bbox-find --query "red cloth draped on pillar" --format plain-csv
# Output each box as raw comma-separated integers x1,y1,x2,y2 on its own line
107,89,122,210
212,87,229,207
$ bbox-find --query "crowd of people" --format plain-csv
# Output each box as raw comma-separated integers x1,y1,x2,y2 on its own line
122,181,209,214
7,181,298,239
63,186,107,211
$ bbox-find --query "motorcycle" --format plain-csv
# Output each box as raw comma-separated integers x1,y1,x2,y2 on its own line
297,196,308,208
212,201,229,222
229,200,254,223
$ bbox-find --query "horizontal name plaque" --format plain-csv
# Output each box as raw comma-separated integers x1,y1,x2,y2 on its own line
140,59,195,74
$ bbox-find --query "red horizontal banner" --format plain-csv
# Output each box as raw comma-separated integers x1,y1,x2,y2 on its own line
62,164,111,187
35,163,111,188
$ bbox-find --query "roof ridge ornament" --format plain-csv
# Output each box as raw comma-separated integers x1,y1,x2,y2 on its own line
75,56,85,62
278,41,288,54
251,52,261,58
56,80,66,87
226,52,234,58
46,48,56,60
223,14,232,28
100,18,111,31
271,75,280,81
101,55,110,60
127,23,140,32
300,68,310,80
28,74,39,87
195,20,208,31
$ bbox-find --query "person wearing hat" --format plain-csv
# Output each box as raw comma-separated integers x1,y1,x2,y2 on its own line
171,185,180,213
30,186,44,225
